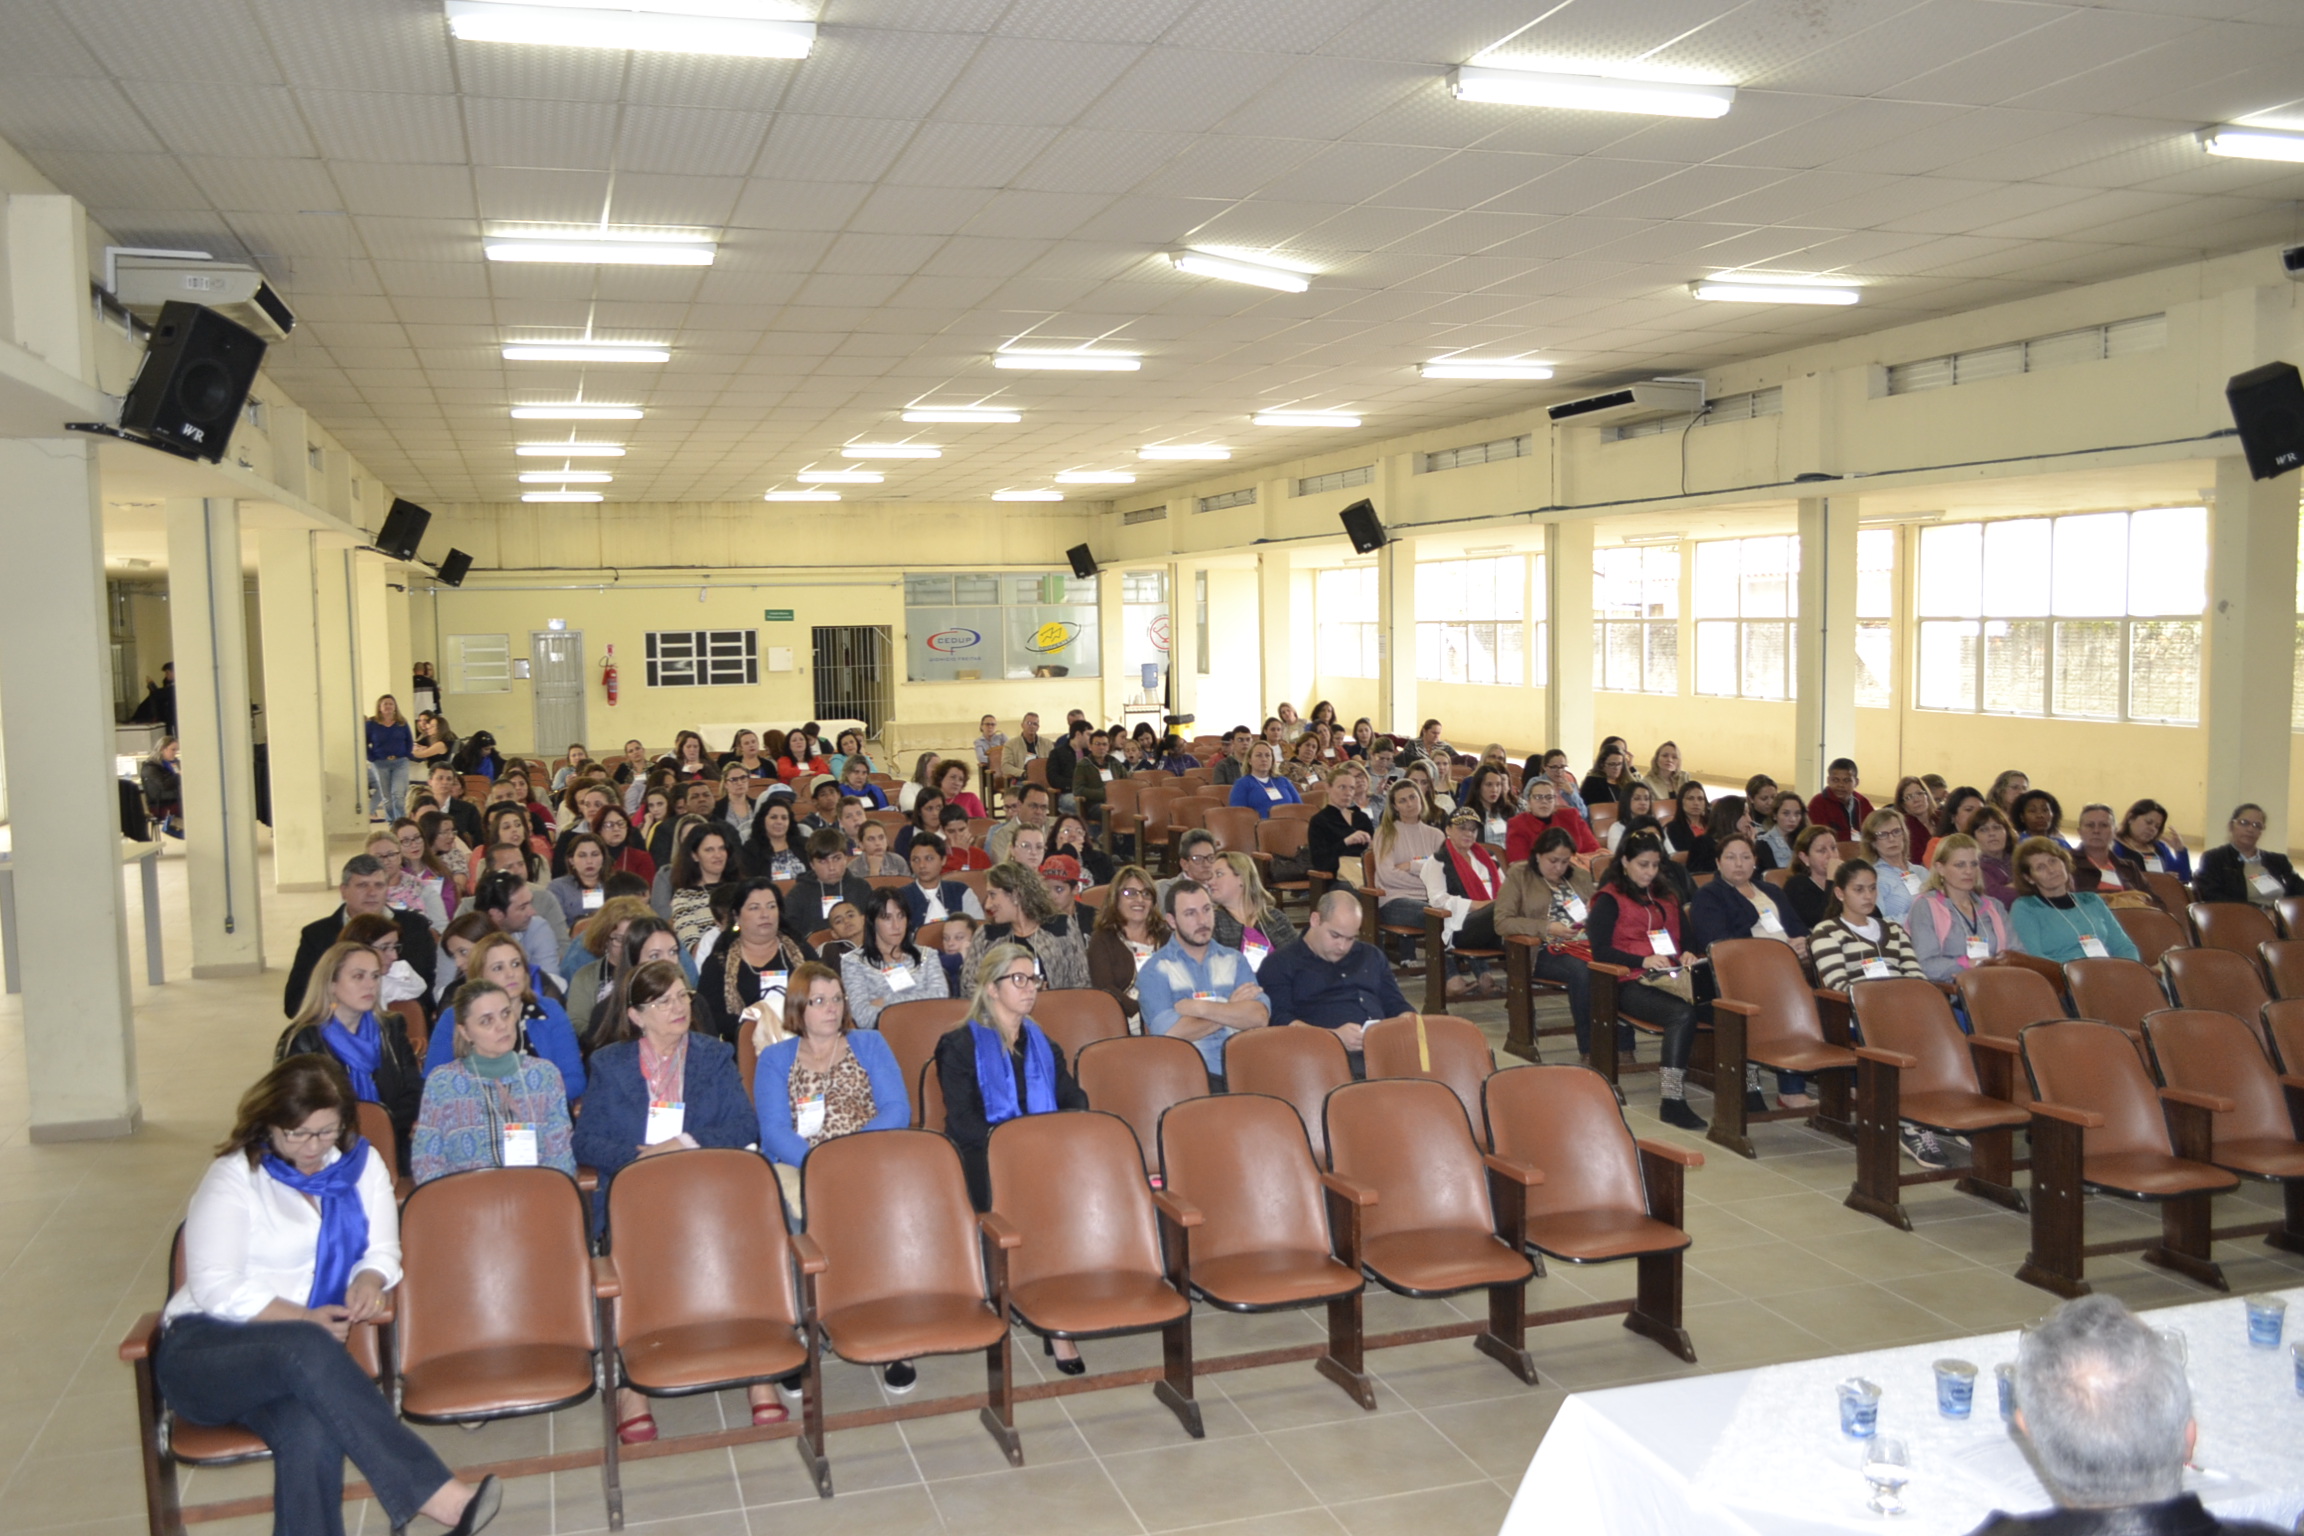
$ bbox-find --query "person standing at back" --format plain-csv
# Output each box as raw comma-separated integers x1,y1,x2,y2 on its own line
365,695,416,823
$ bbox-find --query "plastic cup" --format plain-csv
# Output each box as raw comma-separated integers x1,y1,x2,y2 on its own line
1995,1362,2016,1422
2157,1327,2187,1365
1838,1376,1882,1439
2245,1294,2287,1349
1935,1358,1977,1419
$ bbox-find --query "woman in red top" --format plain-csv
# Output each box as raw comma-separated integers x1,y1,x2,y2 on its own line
1582,831,1705,1130
777,725,830,783
1504,776,1600,864
592,804,656,882
1421,809,1506,999
935,760,990,820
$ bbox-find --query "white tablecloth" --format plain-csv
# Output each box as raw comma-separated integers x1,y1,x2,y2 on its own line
1504,1287,2304,1536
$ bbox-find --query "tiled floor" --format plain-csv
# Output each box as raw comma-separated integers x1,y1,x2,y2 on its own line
1,836,2297,1535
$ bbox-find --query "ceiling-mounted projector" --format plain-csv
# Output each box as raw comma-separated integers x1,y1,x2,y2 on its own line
108,250,295,343
1546,378,1705,426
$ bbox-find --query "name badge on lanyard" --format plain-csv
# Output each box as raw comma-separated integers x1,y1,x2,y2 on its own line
1860,957,1892,980
2077,933,2109,958
2254,872,2283,897
644,1101,685,1144
1563,893,1588,924
883,962,916,992
1649,931,1677,957
1265,784,1283,802
794,1091,827,1140
1966,936,1991,962
501,1123,539,1167
1757,904,1785,934
1242,939,1271,973
2143,855,2165,874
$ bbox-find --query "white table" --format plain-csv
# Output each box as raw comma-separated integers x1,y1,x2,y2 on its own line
1504,1288,2304,1535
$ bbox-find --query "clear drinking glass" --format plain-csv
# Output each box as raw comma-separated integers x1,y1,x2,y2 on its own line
1863,1436,1911,1517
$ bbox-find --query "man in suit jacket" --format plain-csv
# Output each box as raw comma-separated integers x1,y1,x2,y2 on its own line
282,854,438,1016
783,829,874,942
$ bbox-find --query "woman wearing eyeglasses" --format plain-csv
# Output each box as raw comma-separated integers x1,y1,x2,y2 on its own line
156,1055,501,1536
2193,802,2304,908
1086,866,1168,1026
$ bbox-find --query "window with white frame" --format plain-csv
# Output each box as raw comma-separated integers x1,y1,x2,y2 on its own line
1693,535,1797,700
1594,546,1679,694
1416,555,1524,686
1317,566,1380,679
1914,508,2203,723
646,629,759,688
445,634,510,694
1530,553,1548,680
1855,528,1895,709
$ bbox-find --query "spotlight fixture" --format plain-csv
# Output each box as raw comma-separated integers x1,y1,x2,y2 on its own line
766,490,840,501
903,407,1020,424
515,443,625,456
1253,410,1361,428
445,0,816,58
1449,64,1735,119
1169,249,1312,293
796,469,883,483
841,443,941,459
2199,124,2304,163
994,349,1142,371
502,342,669,362
992,490,1064,501
1138,444,1232,461
1054,471,1137,484
518,471,611,483
522,491,603,502
510,405,642,420
484,227,715,265
1689,276,1859,305
1420,360,1554,381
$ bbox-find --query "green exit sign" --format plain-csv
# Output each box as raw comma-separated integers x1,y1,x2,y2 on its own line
763,608,794,622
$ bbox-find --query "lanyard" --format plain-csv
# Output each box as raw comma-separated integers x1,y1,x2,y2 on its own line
1945,896,1981,938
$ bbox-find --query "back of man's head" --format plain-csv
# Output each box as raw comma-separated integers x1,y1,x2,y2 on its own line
474,868,525,920
2017,1294,2190,1509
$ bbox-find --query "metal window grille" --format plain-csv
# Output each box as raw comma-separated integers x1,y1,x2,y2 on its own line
645,629,759,688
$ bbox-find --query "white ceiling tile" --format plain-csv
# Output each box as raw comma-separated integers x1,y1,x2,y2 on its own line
959,189,1111,240
300,91,467,164
67,0,285,86
118,82,316,159
181,157,344,214
727,178,873,232
618,52,801,113
600,174,744,228
931,37,1145,127
1011,128,1189,195
249,0,455,95
757,114,922,183
886,121,1062,188
331,161,477,220
613,107,774,178
472,166,610,223
463,98,622,171
778,29,982,119
1078,48,1301,135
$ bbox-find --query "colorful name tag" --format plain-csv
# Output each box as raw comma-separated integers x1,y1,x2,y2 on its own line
1966,937,1991,961
1861,958,1893,980
502,1124,538,1167
1649,932,1677,957
2077,934,2109,958
794,1093,826,1140
643,1102,685,1145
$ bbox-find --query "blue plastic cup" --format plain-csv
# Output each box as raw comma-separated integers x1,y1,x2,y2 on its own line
1838,1377,1881,1439
1935,1359,1977,1418
2245,1294,2287,1349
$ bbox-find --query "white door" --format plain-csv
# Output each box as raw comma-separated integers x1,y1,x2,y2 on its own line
530,630,586,758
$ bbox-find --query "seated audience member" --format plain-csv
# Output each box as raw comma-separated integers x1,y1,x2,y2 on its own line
564,899,662,1041
1784,823,1841,929
1744,774,1779,823
1503,773,1599,863
1138,880,1269,1088
1404,717,1456,767
743,797,808,881
1206,850,1299,971
477,800,546,885
1807,860,1948,1167
754,964,910,1211
1403,759,1455,818
1861,807,1928,924
797,776,843,836
1227,741,1302,816
1582,745,1633,811
1085,866,1167,1026
851,818,906,877
2192,801,2304,908
410,978,575,1185
1069,730,1125,823
470,866,561,983
1456,764,1514,850
1807,757,1875,841
836,754,889,809
899,833,985,927
545,832,613,929
2011,837,2140,964
420,931,586,1098
1158,734,1200,775
986,781,1052,863
1280,733,1328,792
420,809,472,888
1688,794,1765,877
964,860,1089,992
284,855,440,1018
829,727,879,780
897,751,941,813
934,912,976,991
840,891,948,1027
1258,891,1415,1076
818,900,865,970
653,822,738,950
713,763,761,842
777,725,831,784
1606,781,1659,853
1663,781,1710,858
548,744,588,796
1308,764,1376,877
1932,786,1986,851
1586,832,1706,1130
2066,803,2149,904
785,829,872,941
396,818,461,926
1369,777,1444,928
695,878,812,1046
421,763,483,847
934,758,988,822
591,804,655,882
1422,808,1505,999
1909,834,2024,982
609,738,650,792
1891,776,1937,853
1637,740,1689,804
159,1055,502,1536
340,913,428,1015
1210,727,1253,787
1971,1294,2287,1536
1493,827,1599,1058
1757,790,1806,870
645,781,710,867
1528,749,1585,816
2009,788,2065,846
719,729,770,780
1036,854,1090,927
453,727,505,781
1049,812,1112,887
372,828,446,934
940,804,993,871
1971,804,2022,909
276,940,426,1170
2112,798,2191,884
1693,833,1814,1109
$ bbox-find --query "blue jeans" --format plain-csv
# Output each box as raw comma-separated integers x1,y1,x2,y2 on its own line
368,757,412,818
155,1314,451,1536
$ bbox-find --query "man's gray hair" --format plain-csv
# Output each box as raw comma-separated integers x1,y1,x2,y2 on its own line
339,854,385,883
1177,828,1219,858
2016,1294,2190,1508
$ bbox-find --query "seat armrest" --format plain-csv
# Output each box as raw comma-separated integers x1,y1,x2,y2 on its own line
1635,1138,1704,1168
1967,1035,2022,1056
1587,960,1634,981
1504,933,1544,948
577,1165,601,1194
1423,905,1450,919
1812,987,1850,1007
119,1311,162,1363
2279,1074,2304,1093
978,1211,1023,1250
1481,1153,1544,1187
592,1255,622,1300
1710,996,1758,1018
2160,1087,2236,1115
789,1231,828,1276
1854,1045,1919,1070
1151,1190,1204,1228
1319,1171,1378,1207
2030,1100,2106,1129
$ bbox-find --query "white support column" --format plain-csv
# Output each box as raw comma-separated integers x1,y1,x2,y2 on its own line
257,529,333,890
1377,536,1417,738
1256,549,1293,725
2204,455,2299,848
1544,520,1595,764
0,438,139,1139
314,539,363,836
165,499,265,976
351,549,397,723
1793,495,1861,794
1167,561,1197,726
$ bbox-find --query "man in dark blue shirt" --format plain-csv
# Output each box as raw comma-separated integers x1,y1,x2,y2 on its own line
1257,890,1416,1074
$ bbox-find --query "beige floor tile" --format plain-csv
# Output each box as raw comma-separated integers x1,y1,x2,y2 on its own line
1756,1280,1968,1351
929,1456,1141,1536
1218,1363,1393,1433
1325,1477,1511,1536
1417,1389,1570,1477
1792,1225,1981,1283
1366,1337,1547,1411
735,1421,917,1504
1163,1509,1347,1536
1060,1378,1256,1458
1262,1411,1484,1505
0,1446,151,1528
1689,1239,1864,1300
901,1394,1089,1480
552,1442,740,1526
1099,1431,1321,1531
740,1480,943,1536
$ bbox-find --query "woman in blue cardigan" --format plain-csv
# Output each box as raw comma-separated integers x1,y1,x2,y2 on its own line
422,933,586,1104
754,961,910,1201
365,694,415,821
1226,741,1302,818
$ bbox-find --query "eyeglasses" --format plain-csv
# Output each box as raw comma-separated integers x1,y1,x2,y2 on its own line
642,992,687,1011
1118,887,1151,900
1184,852,1216,866
275,1124,342,1146
994,972,1043,990
2236,820,2266,833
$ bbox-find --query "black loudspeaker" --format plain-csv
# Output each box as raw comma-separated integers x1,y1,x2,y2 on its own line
376,498,431,560
1066,543,1099,578
2227,363,2304,480
1339,498,1387,554
117,301,267,463
436,549,472,588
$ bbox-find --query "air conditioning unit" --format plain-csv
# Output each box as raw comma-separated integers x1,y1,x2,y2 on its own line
109,252,296,342
1546,378,1705,426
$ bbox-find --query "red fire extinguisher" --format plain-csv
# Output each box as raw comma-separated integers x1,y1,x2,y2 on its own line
601,644,619,706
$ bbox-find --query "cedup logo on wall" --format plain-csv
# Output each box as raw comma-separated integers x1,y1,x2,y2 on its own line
1026,620,1082,653
926,628,983,654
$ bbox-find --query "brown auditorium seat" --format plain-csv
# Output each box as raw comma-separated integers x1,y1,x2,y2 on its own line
2261,939,2304,1000
1324,1078,1539,1384
803,1130,1020,1461
1075,1034,1210,1173
984,1112,1200,1435
2064,957,2164,1039
1257,817,1313,909
1416,905,1507,1014
1362,1013,1494,1138
356,1100,412,1201
389,997,429,1061
1500,936,1578,1063
1705,938,1859,1160
1483,1065,1700,1362
917,1059,945,1134
604,1150,827,1497
1223,1025,1352,1166
1846,979,2029,1230
1154,1093,1373,1407
1270,801,1315,822
2162,945,2270,1021
1958,964,2065,1110
2114,906,2188,967
2188,902,2278,975
2267,998,2304,1072
875,997,970,1126
1029,988,1128,1065
2144,1008,2304,1260
1202,805,1263,860
2278,897,2304,940
2017,1021,2240,1298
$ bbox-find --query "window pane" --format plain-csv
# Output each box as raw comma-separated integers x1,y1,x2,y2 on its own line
1531,619,1549,682
1693,541,1737,618
1918,523,1982,616
1642,547,1679,614
1498,620,1524,688
1529,555,1548,622
1416,622,1443,683
1855,620,1893,708
1981,522,2050,616
1644,621,1679,693
1857,529,1895,619
2129,506,2205,616
1918,621,1978,711
2129,620,2200,723
2051,619,2121,717
2050,512,2126,617
1743,621,1790,699
1742,536,1796,620
1983,618,2047,714
1599,622,1636,690
1694,619,1736,695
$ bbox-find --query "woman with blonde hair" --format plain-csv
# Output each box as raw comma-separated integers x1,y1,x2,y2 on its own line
364,694,416,823
275,941,424,1172
1206,850,1299,969
564,896,661,1039
1859,807,1926,924
1371,777,1444,934
1907,833,2023,982
419,930,587,1105
1640,741,1690,803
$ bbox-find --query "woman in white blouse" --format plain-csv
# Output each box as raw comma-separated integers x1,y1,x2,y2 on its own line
1859,807,1927,924
156,1055,500,1536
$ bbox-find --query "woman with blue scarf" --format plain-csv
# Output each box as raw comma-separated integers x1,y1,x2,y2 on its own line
275,941,424,1175
934,941,1090,1372
157,1055,500,1536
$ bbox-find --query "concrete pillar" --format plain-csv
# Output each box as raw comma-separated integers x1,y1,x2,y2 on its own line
165,499,265,976
1168,561,1198,726
257,529,334,890
1377,536,1417,738
1793,495,1862,795
2203,455,2299,848
0,438,139,1139
314,539,363,836
6,195,96,381
1256,549,1293,725
1544,520,1596,764
351,549,397,724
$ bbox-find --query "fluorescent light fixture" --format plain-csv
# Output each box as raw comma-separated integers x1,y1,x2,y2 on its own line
518,471,612,483
2199,124,2304,162
766,490,841,502
1138,444,1232,461
445,0,815,58
796,469,883,483
992,490,1064,502
1858,509,1945,526
1054,471,1137,484
485,240,713,266
994,349,1142,371
1450,64,1735,118
510,405,642,420
841,443,941,459
516,443,625,456
902,408,1020,424
1169,249,1311,293
522,491,603,502
1690,277,1859,305
1420,360,1554,381
1253,410,1361,428
501,342,670,362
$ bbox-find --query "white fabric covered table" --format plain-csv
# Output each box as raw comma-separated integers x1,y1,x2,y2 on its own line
1504,1287,2304,1536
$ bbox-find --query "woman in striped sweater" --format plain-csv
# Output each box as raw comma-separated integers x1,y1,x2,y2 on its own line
1804,859,1947,1171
